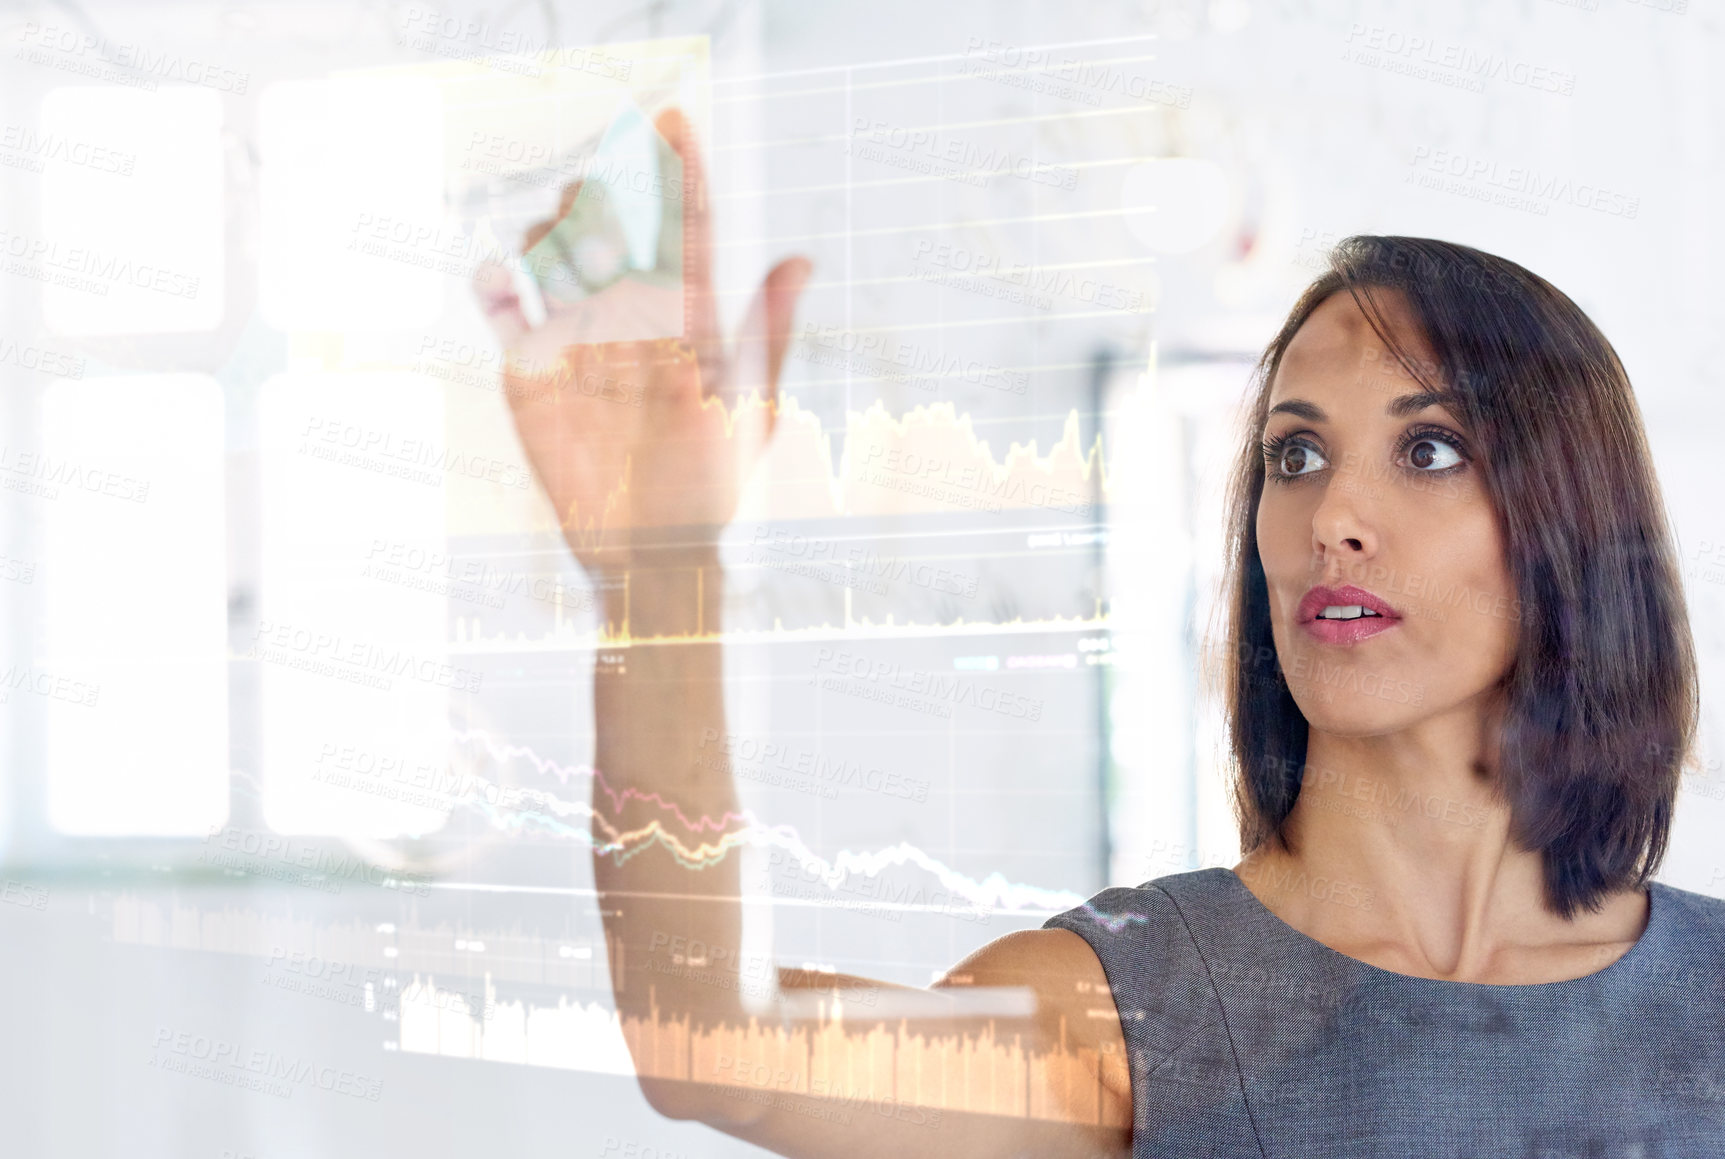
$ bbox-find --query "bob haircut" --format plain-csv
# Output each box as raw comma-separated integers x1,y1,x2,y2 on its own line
1218,234,1697,920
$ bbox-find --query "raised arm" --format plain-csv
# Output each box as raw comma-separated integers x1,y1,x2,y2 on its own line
475,108,1131,1158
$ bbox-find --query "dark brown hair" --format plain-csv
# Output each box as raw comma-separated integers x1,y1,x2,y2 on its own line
1218,235,1697,919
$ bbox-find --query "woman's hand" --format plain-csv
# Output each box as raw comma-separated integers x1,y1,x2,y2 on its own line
473,107,810,578
463,107,1132,1159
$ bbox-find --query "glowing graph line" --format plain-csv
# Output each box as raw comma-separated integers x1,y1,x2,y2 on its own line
445,729,1153,929
230,746,1148,932
477,788,1085,914
544,392,1112,540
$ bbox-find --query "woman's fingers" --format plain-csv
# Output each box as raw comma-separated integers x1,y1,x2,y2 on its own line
760,256,813,400
653,109,711,298
721,257,810,463
653,107,722,391
732,257,813,437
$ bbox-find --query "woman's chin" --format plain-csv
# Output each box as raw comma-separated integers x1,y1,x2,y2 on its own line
1294,693,1423,737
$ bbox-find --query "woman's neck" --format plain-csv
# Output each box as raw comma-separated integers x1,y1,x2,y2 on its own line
1231,721,1649,984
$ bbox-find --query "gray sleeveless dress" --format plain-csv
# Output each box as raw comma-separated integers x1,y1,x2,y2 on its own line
1043,867,1725,1157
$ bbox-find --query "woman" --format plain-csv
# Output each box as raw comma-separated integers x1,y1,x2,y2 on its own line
476,111,1725,1157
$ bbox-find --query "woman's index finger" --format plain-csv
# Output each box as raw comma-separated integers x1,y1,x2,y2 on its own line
653,107,713,300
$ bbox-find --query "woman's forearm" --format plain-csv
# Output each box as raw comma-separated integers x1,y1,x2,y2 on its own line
591,546,753,1111
585,549,1133,1153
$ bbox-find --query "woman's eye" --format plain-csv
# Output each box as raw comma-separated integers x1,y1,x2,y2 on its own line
1277,441,1327,478
1405,435,1464,471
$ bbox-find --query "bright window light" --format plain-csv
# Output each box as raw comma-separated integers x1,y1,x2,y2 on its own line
41,86,224,335
258,77,446,331
42,375,228,834
257,372,456,836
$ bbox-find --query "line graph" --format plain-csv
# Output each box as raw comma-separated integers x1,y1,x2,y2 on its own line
398,976,1133,1127
225,730,1141,927
447,386,1116,647
451,604,1114,654
534,390,1110,535
447,728,1090,915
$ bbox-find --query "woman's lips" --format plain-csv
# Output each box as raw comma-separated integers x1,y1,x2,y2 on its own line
1301,614,1399,645
1297,583,1402,646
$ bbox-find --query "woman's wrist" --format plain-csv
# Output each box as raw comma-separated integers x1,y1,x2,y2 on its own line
598,545,724,640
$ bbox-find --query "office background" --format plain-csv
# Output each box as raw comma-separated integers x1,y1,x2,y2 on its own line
1,0,1720,1154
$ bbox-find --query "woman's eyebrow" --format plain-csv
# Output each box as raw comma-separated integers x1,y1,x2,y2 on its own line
1264,391,1455,422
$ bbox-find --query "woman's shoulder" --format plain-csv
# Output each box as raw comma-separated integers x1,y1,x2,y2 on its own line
1651,879,1725,951
1040,869,1255,1060
1041,867,1240,960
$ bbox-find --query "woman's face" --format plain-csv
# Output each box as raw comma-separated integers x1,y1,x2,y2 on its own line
1256,289,1519,736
